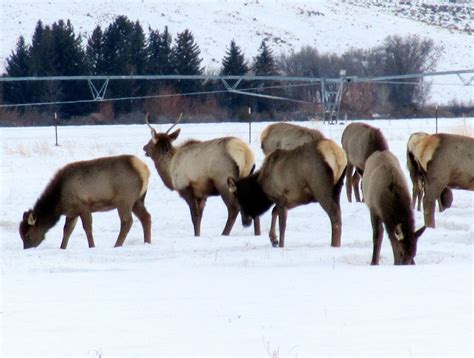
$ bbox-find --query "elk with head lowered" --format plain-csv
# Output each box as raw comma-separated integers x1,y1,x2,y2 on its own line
19,155,152,249
362,150,426,265
143,113,260,236
228,139,347,248
409,133,474,228
341,122,389,203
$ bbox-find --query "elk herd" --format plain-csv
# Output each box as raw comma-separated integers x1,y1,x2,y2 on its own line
19,115,474,265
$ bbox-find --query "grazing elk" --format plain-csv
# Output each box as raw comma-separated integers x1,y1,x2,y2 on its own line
143,113,259,237
19,155,151,249
228,139,347,248
260,122,325,155
406,132,453,212
410,133,474,228
362,150,426,265
341,122,389,202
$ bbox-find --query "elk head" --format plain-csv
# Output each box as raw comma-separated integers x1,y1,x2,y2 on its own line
19,210,45,249
391,224,426,265
143,112,182,159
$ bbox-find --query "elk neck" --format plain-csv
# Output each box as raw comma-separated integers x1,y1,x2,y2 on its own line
151,149,175,190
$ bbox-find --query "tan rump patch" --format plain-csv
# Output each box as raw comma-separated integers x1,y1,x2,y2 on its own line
226,138,255,176
318,140,347,183
407,132,429,154
130,156,150,196
412,135,441,172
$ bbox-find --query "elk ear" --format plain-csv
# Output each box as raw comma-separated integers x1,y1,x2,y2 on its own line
394,224,404,241
227,177,237,194
169,128,181,142
26,211,36,226
414,226,426,239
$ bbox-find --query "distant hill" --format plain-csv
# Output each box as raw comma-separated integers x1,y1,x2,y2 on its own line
1,0,473,104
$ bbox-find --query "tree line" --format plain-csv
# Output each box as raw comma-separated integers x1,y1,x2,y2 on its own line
2,15,449,125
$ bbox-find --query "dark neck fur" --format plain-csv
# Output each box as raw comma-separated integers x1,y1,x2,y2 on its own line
33,174,64,231
235,173,274,218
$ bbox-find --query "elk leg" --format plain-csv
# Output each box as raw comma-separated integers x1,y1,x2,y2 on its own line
345,162,354,203
60,216,78,249
80,211,95,248
132,198,152,244
219,188,239,236
423,183,443,229
253,216,261,236
181,189,203,237
114,206,133,247
370,213,383,265
277,205,288,248
318,197,342,248
269,206,279,247
353,171,362,202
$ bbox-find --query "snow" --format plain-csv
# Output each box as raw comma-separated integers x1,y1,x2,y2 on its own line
1,0,473,104
1,118,473,356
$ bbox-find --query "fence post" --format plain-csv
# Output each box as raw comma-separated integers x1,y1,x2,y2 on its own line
54,112,59,146
248,107,252,144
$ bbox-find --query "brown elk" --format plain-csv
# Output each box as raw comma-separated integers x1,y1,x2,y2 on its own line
406,132,453,212
362,150,426,265
260,122,325,155
410,133,474,228
228,139,347,248
341,122,389,202
19,155,151,249
143,113,259,237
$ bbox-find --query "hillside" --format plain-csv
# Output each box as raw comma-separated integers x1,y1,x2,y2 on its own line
1,0,473,104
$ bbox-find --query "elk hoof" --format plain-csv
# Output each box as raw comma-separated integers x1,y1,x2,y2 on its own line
271,240,279,248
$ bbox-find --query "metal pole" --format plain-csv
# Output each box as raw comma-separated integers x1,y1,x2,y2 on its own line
248,107,252,144
54,112,59,146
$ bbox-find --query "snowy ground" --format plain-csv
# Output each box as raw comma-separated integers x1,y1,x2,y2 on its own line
0,118,473,356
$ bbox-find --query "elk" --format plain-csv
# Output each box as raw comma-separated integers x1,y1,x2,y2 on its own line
362,150,426,265
19,155,151,249
341,122,389,202
406,132,453,212
260,122,325,155
228,139,347,248
410,133,474,228
143,113,259,236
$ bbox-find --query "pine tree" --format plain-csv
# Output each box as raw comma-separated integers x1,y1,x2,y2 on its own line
220,39,249,116
254,40,278,76
4,36,31,105
86,26,106,75
171,29,203,94
220,39,249,75
102,15,147,114
49,19,88,116
28,20,56,108
252,41,279,114
147,26,173,91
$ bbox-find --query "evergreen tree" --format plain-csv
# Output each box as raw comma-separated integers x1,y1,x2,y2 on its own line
220,40,249,76
50,19,89,116
252,41,279,114
102,15,147,114
86,26,106,75
220,39,249,116
4,36,31,105
28,20,56,108
147,26,173,90
171,29,203,94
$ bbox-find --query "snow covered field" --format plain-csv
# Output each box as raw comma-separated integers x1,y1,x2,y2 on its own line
1,118,472,356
